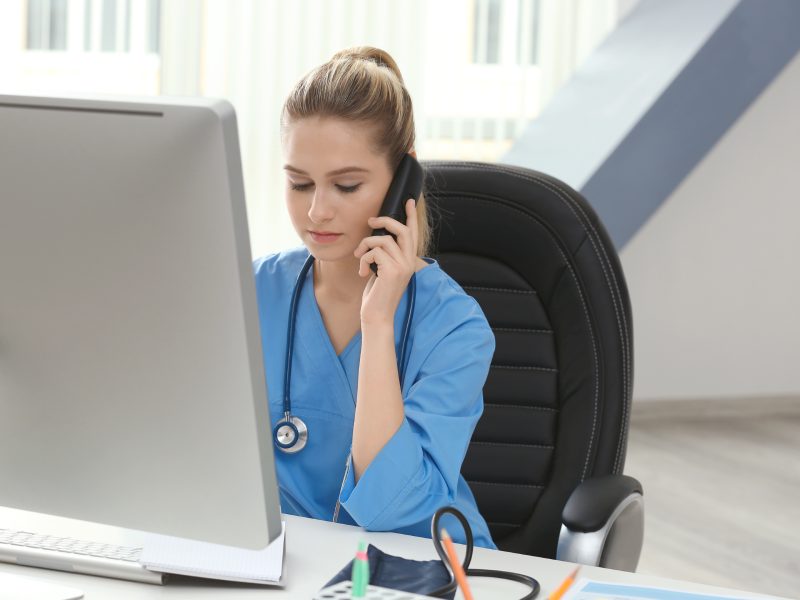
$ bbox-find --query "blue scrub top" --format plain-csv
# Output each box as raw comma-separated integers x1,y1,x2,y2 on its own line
253,247,496,549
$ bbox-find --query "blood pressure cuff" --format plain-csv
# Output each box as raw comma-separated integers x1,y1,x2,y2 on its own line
324,543,454,599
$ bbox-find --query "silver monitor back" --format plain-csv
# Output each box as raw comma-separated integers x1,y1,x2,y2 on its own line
0,94,281,550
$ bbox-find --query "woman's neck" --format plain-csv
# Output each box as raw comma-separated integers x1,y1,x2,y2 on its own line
312,256,366,302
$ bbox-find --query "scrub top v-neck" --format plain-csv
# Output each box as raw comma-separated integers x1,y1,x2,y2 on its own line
306,276,362,397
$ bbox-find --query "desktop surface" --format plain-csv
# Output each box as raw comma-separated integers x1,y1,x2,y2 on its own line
0,507,785,600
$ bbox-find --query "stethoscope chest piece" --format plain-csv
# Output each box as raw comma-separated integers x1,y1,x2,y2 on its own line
274,413,308,453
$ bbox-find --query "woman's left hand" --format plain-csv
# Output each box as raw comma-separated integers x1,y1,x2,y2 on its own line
353,198,418,327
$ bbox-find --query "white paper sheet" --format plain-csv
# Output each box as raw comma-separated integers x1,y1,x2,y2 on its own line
561,578,753,600
139,521,285,585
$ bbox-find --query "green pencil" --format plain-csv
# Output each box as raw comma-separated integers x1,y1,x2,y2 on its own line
351,541,369,598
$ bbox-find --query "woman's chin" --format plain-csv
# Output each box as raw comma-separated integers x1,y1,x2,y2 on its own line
305,242,357,264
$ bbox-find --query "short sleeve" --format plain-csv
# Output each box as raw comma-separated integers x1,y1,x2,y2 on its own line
339,300,495,530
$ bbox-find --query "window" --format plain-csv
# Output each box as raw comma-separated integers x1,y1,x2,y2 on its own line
472,0,540,65
26,0,160,53
27,0,68,50
517,0,540,65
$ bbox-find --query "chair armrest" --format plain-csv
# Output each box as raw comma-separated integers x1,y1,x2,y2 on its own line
556,474,644,572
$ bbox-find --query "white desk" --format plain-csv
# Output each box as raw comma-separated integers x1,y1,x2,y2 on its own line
0,507,784,599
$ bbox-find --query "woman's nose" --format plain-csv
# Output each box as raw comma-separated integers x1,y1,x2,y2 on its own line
308,190,334,223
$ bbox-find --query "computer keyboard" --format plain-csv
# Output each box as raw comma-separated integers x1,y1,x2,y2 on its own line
0,528,164,584
1,528,143,561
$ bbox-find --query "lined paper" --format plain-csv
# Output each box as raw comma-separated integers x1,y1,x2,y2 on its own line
139,522,285,585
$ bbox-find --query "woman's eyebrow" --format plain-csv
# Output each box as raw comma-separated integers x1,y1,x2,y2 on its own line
283,165,370,176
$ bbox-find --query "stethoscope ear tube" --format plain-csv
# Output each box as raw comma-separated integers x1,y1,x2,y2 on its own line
429,506,541,599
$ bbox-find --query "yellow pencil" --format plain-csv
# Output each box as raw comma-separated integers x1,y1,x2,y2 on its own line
548,566,581,600
440,528,474,600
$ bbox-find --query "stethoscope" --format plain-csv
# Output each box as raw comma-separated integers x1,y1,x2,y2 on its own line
430,507,541,599
273,253,417,454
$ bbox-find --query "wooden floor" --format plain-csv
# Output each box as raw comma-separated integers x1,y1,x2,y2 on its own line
625,397,800,599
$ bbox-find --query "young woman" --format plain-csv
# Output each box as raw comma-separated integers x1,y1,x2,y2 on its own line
253,46,496,549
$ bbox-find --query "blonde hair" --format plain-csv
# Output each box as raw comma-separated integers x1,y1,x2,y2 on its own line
281,46,431,256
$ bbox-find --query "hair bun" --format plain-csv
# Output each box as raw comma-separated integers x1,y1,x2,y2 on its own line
330,46,404,83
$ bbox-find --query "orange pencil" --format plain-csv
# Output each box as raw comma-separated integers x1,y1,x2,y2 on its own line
440,528,474,600
548,566,581,600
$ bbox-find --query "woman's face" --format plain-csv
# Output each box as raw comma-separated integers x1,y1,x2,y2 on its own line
282,116,394,264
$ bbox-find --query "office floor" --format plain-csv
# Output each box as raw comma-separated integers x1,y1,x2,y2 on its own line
625,397,800,599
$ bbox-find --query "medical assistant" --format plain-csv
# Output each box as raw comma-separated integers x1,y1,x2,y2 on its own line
253,246,496,549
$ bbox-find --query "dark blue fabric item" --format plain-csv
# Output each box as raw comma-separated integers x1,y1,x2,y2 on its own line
324,544,454,599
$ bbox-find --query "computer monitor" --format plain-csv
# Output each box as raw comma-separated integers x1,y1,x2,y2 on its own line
0,93,281,550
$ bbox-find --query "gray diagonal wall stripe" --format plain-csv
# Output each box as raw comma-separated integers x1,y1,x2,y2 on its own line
503,0,800,249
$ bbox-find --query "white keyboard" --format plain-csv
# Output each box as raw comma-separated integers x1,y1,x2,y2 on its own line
0,528,164,584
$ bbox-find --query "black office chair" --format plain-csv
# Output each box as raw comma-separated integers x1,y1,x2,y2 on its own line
422,161,644,571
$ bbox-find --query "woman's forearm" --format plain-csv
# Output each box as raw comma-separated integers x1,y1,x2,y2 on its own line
352,322,405,481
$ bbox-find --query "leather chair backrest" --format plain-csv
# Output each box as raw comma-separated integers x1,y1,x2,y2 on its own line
423,161,633,557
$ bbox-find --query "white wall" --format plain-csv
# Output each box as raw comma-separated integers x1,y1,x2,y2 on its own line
0,1,23,66
621,52,800,400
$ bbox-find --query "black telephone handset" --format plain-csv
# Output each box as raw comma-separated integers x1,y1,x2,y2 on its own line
370,154,424,275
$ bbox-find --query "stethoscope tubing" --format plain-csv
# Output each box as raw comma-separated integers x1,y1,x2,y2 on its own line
429,507,541,599
278,253,416,450
282,254,315,419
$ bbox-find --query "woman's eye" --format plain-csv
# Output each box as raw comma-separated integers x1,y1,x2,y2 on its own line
336,184,361,194
290,182,313,191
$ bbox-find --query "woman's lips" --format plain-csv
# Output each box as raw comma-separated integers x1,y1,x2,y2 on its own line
309,231,342,243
